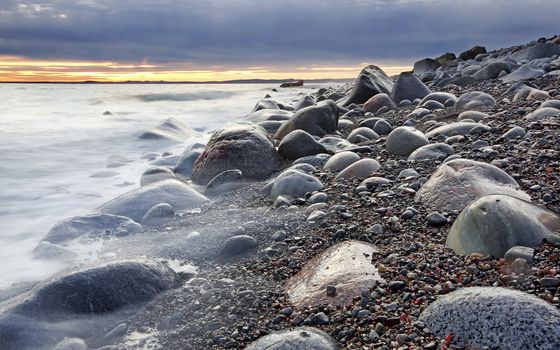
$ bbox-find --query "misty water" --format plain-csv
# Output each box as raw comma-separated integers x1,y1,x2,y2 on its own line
0,82,335,291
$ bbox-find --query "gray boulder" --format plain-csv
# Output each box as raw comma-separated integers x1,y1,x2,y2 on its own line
415,159,530,212
419,287,560,350
139,118,198,142
140,167,176,186
53,338,87,350
244,109,293,123
252,99,293,112
245,327,337,350
386,127,429,157
420,92,458,106
292,95,315,110
373,119,393,135
501,63,545,82
274,100,340,140
335,158,381,181
319,136,353,153
192,123,282,185
324,151,360,171
205,169,245,196
218,235,258,260
12,260,179,318
141,203,175,226
338,65,394,106
257,120,284,134
98,179,208,222
407,143,454,161
363,93,397,114
44,214,142,244
510,42,560,61
541,99,560,109
459,45,486,60
425,122,490,138
278,130,328,160
270,170,323,200
293,153,331,168
391,72,431,103
413,58,441,76
347,127,379,143
447,195,560,257
455,91,496,110
472,62,511,80
173,149,202,179
523,107,559,122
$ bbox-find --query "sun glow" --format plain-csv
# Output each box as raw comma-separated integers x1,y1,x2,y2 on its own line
0,56,411,82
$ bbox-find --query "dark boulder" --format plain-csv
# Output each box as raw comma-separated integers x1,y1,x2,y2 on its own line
274,100,340,140
459,46,486,60
338,65,394,106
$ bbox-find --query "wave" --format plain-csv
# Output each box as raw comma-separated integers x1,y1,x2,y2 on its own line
134,91,237,102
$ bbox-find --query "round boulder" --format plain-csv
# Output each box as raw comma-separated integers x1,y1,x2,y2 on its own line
407,143,454,161
218,235,258,260
363,93,396,114
278,130,328,160
455,91,496,110
390,72,431,103
140,167,176,186
335,158,381,181
338,65,394,106
386,127,429,157
324,151,360,171
270,170,323,200
274,100,340,140
347,127,379,143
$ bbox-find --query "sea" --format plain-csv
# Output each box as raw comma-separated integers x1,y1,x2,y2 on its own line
0,82,339,291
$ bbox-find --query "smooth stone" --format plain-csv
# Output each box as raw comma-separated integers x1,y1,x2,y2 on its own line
386,127,429,157
472,62,510,80
361,176,392,189
447,194,560,257
141,203,174,226
425,122,490,138
292,95,315,110
218,235,258,260
205,169,245,195
373,119,393,135
245,327,337,350
363,93,397,114
149,155,179,167
292,153,331,167
510,42,560,61
541,99,560,110
338,65,394,106
407,143,454,161
523,107,559,122
419,287,560,349
324,151,360,171
98,179,208,222
435,52,456,63
307,210,326,222
257,120,284,134
244,109,293,123
138,117,199,142
513,86,549,102
285,241,383,308
413,58,441,76
359,117,380,128
391,72,431,103
252,98,292,112
274,100,340,140
11,260,179,318
278,130,327,160
457,111,489,122
501,63,545,82
398,168,419,179
502,126,526,139
44,214,142,244
419,92,458,106
33,241,77,263
308,192,328,204
318,136,352,153
415,159,530,212
422,100,444,111
455,91,496,110
337,119,354,132
173,149,202,179
270,170,323,200
426,212,448,226
347,127,379,143
335,158,381,181
140,167,176,186
192,123,282,185
504,246,535,263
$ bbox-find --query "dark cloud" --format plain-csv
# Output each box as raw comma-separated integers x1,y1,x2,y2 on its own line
0,0,558,67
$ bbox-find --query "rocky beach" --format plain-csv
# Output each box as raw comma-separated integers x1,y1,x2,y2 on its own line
1,35,560,350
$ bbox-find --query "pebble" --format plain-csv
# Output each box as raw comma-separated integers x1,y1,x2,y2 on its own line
426,212,448,226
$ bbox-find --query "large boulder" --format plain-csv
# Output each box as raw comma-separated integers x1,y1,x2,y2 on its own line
407,143,454,161
415,159,530,212
98,179,208,222
173,148,202,179
412,58,441,76
274,100,340,140
523,107,559,122
244,109,293,123
285,241,383,308
192,123,283,185
510,42,560,61
363,93,396,114
459,45,486,60
139,117,199,142
501,63,545,82
278,130,328,160
11,260,179,319
390,72,431,103
338,65,394,106
386,127,429,157
292,95,315,110
472,62,511,80
447,195,560,257
454,91,496,110
270,170,323,200
44,214,142,244
245,327,337,350
419,287,560,350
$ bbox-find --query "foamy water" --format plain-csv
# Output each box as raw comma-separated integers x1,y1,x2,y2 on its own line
0,82,336,289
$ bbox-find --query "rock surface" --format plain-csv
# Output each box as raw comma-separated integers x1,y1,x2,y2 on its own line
245,327,337,350
335,158,381,181
274,100,340,140
386,127,429,157
338,65,394,106
278,130,328,160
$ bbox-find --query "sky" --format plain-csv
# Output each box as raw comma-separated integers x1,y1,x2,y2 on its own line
0,0,558,82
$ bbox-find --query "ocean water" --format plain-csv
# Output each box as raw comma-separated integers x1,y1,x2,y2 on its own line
0,82,336,290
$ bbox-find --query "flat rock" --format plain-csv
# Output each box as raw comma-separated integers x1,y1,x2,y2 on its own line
324,151,360,171
415,159,530,212
192,123,282,185
278,130,328,160
391,72,431,103
447,194,560,257
44,214,142,244
285,241,383,308
338,65,394,106
386,127,429,157
419,287,560,349
98,179,208,222
139,117,199,142
407,143,454,161
274,100,340,140
455,91,496,110
245,327,337,350
335,158,381,181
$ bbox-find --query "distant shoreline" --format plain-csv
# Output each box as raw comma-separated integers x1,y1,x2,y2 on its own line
0,78,355,85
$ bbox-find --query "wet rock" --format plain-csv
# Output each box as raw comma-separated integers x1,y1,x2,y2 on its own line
174,149,202,179
407,143,454,161
373,119,393,135
12,260,179,318
386,127,429,157
98,179,208,222
426,212,448,226
447,194,560,257
419,287,560,349
218,235,258,260
335,159,381,181
258,120,284,134
455,91,496,110
270,170,323,200
285,241,383,308
245,327,337,350
274,100,340,140
33,241,78,263
292,95,315,110
324,151,361,171
253,98,293,112
363,93,397,114
139,117,199,142
390,72,431,104
415,159,530,212
205,169,245,196
244,109,293,123
338,65,394,106
53,338,87,350
192,123,282,185
140,167,176,186
141,203,175,226
44,213,142,244
347,127,379,143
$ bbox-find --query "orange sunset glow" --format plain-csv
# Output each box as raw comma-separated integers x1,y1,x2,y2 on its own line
0,56,411,82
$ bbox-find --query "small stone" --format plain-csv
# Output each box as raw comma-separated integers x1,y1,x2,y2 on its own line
388,280,406,292
272,230,287,241
401,210,415,220
540,277,560,288
326,285,337,297
311,312,329,325
368,330,380,341
426,212,448,226
504,246,534,264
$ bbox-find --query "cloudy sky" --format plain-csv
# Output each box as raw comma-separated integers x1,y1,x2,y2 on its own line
0,0,558,81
